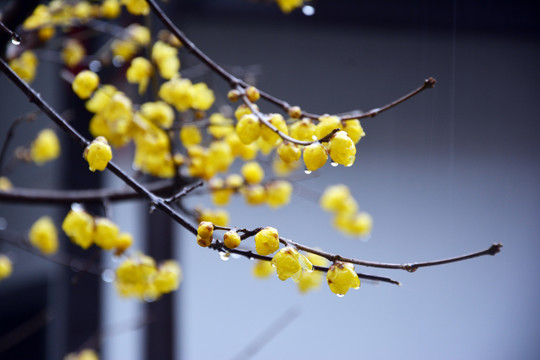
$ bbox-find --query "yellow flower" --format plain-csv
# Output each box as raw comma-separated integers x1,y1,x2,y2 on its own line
122,0,149,15
289,118,316,142
72,70,100,99
0,176,13,191
62,209,94,249
277,142,301,163
101,0,121,18
154,260,182,293
236,114,261,145
84,137,112,172
151,41,180,79
254,227,279,256
9,50,38,82
261,113,288,146
326,262,360,296
159,78,194,111
303,142,327,172
180,125,202,147
271,246,312,281
140,101,174,129
30,129,60,164
243,184,266,205
29,216,59,255
223,230,241,249
241,161,264,185
94,217,120,250
328,130,356,167
0,255,13,281
126,57,153,94
275,0,304,13
266,180,293,208
191,82,215,111
196,221,214,247
315,115,341,140
343,119,365,144
297,253,328,293
62,39,85,68
320,184,358,214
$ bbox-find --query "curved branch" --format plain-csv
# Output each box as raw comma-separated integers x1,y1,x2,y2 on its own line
0,179,174,204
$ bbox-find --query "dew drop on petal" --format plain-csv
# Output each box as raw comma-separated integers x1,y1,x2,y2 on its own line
336,293,345,298
331,162,338,167
304,169,312,175
219,251,230,261
101,269,115,283
144,294,156,303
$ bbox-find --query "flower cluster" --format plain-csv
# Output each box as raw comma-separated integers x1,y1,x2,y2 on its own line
320,184,373,237
115,253,182,300
62,208,133,254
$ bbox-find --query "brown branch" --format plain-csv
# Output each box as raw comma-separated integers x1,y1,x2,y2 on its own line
0,179,174,204
147,0,435,121
0,56,198,235
0,110,38,175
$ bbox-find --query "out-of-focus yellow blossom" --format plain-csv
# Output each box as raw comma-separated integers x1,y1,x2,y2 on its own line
64,348,99,360
9,51,38,82
242,184,266,206
132,117,175,178
154,260,182,294
101,0,121,18
328,130,356,167
30,129,60,165
261,113,288,146
86,85,116,114
266,180,293,208
62,209,94,249
111,39,137,61
159,78,194,111
334,212,373,237
152,41,180,79
128,24,151,46
122,0,149,15
241,161,264,185
114,232,133,256
72,70,99,99
38,26,56,42
180,125,202,147
62,39,85,68
93,217,119,250
90,91,133,147
252,260,274,278
84,136,112,172
29,216,59,255
326,262,360,296
0,255,13,281
320,184,358,215
234,104,254,121
191,83,215,111
207,140,233,174
254,227,279,256
140,101,174,129
126,57,153,94
73,1,93,21
23,5,50,30
225,132,258,160
297,253,328,293
272,156,300,176
208,113,234,138
198,208,229,227
276,0,304,13
0,177,13,191
343,119,365,144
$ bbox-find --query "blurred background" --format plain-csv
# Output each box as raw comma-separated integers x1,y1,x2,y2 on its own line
0,0,539,359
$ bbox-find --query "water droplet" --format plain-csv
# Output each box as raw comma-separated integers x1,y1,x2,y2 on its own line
89,60,102,72
336,293,345,298
304,169,312,175
345,163,353,168
101,269,115,283
230,253,241,259
0,217,7,230
306,267,314,273
302,5,315,16
71,203,84,211
143,294,156,303
112,56,125,67
11,35,21,45
331,162,338,167
219,251,230,261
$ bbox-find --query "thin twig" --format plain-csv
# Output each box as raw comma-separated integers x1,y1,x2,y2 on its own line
165,180,203,203
0,110,39,175
0,309,53,353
